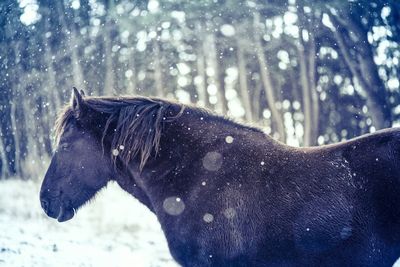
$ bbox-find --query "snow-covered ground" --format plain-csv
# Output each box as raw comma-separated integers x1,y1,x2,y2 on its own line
0,178,179,267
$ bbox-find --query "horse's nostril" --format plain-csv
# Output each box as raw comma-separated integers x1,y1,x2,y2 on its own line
41,199,49,212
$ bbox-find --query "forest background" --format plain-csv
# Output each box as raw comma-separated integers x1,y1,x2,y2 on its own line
1,0,399,179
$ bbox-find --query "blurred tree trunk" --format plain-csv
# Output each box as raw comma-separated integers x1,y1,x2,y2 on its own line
309,31,319,145
25,87,53,158
329,12,391,129
12,93,29,177
252,77,263,122
206,30,227,114
298,43,312,146
10,41,30,177
0,103,17,177
194,23,210,108
43,19,61,113
153,34,165,97
103,6,115,95
10,100,22,176
196,42,209,107
253,12,285,141
297,9,319,146
126,48,137,95
56,1,85,89
37,97,53,156
0,139,6,178
218,63,228,114
388,1,400,43
0,4,18,177
38,22,57,156
70,29,85,88
236,27,253,122
21,89,39,159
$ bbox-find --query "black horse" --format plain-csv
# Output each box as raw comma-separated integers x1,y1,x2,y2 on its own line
40,88,400,266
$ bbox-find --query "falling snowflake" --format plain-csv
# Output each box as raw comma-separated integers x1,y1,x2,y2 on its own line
112,149,119,156
225,135,234,143
203,213,214,223
223,208,236,219
202,152,223,171
163,197,185,216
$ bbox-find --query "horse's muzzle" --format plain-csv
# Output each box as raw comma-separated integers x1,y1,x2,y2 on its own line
40,194,75,222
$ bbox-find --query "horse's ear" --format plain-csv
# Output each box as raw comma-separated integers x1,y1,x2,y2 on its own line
71,87,86,118
80,89,86,97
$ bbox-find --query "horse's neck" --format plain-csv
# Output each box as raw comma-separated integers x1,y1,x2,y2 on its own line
117,111,285,218
113,167,155,212
130,113,277,210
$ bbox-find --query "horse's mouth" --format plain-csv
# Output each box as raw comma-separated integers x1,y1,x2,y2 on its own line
57,205,75,222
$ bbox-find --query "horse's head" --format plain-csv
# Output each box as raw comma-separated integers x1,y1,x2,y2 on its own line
40,88,113,222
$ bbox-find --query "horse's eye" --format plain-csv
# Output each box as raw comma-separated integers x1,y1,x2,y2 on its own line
60,143,70,150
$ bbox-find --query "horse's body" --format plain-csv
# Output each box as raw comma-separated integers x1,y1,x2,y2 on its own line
40,89,400,266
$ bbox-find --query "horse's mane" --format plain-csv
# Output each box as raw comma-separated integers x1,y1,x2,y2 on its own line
55,95,263,170
55,96,185,170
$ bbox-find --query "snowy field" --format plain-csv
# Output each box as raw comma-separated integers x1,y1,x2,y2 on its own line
0,178,179,267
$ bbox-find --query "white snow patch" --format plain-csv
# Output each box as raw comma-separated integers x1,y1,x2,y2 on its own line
0,179,178,267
